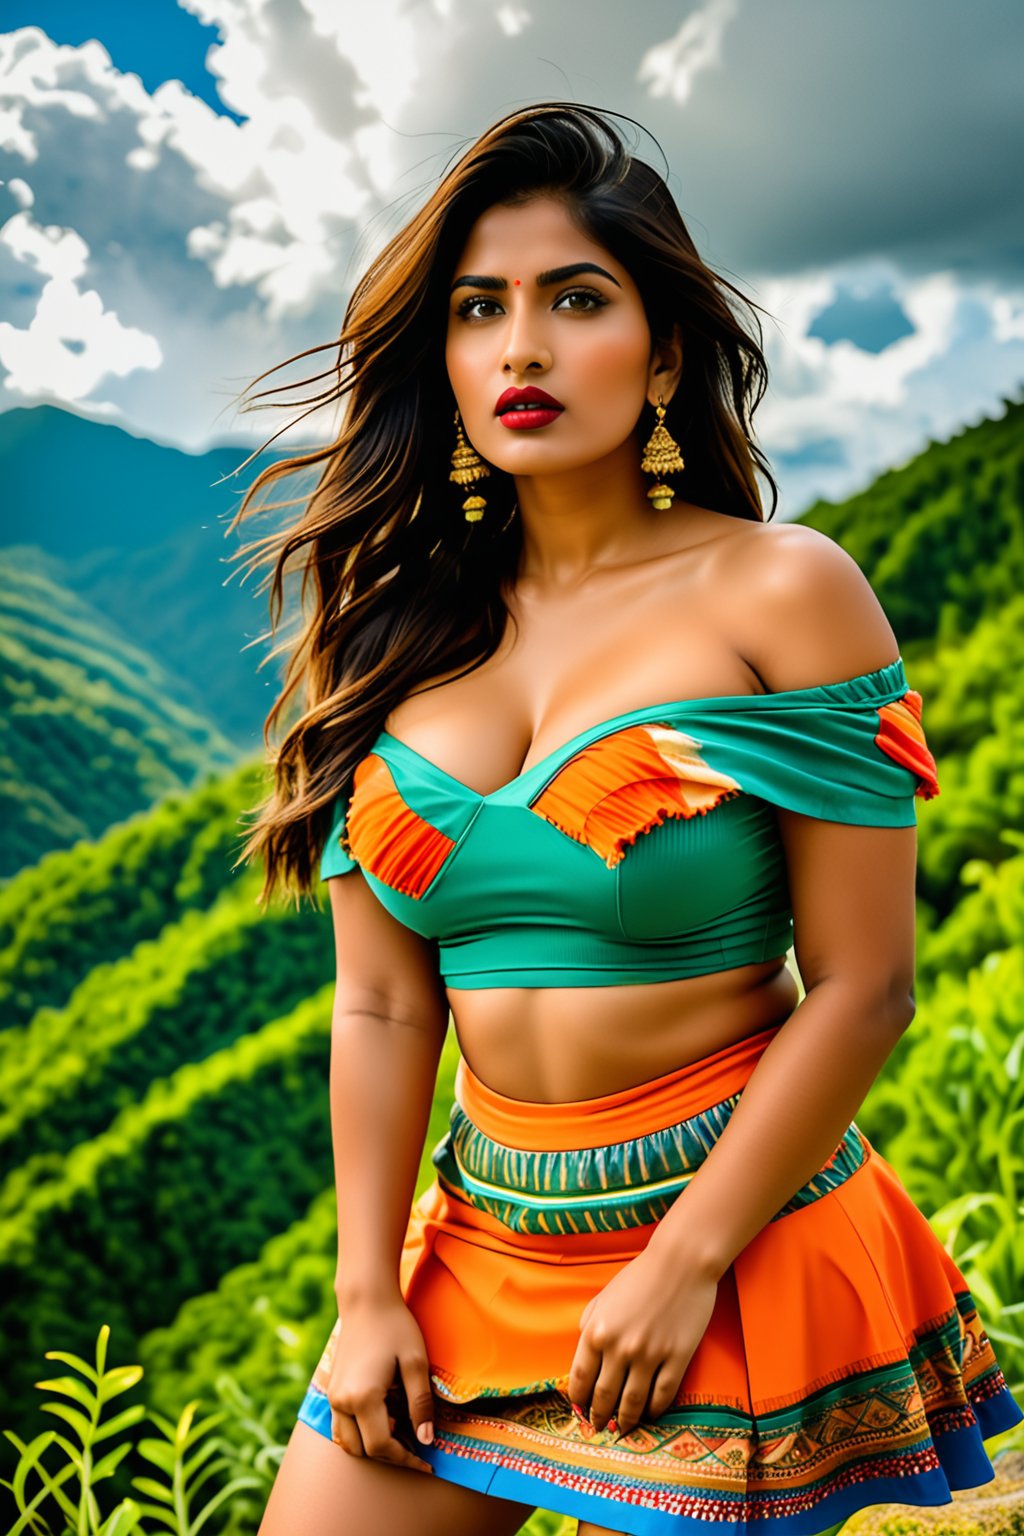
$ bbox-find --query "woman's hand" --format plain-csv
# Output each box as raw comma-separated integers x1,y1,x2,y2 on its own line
327,1294,436,1474
568,1241,720,1439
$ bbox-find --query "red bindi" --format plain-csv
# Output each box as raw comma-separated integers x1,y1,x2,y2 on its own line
513,278,520,285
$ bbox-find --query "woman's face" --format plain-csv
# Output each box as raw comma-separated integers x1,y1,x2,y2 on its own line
445,195,660,479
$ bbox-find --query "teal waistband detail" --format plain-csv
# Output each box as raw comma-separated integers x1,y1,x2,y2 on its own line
432,1095,868,1236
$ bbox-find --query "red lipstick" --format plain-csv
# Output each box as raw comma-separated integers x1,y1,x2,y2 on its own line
494,385,564,431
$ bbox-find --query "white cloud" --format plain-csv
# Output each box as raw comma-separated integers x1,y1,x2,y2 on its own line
1,208,88,281
496,4,532,37
4,177,33,208
0,102,38,163
755,265,960,429
0,28,149,165
745,262,1024,513
3,24,376,322
637,0,738,105
297,0,424,115
991,291,1024,344
0,208,162,403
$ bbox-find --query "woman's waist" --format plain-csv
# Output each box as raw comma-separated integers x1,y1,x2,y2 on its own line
430,1014,867,1238
446,955,799,1105
453,1015,792,1153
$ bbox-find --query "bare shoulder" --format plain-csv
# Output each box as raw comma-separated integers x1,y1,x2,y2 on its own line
719,519,901,693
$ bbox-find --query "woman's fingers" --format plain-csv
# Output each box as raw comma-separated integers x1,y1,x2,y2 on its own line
331,1407,363,1456
357,1395,435,1474
612,1358,667,1436
397,1351,436,1448
645,1356,686,1423
567,1333,603,1419
589,1354,632,1433
331,1395,434,1474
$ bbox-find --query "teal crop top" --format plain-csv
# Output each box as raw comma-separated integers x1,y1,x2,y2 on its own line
318,656,940,988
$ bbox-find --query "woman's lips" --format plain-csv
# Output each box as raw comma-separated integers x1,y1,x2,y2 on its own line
498,406,564,430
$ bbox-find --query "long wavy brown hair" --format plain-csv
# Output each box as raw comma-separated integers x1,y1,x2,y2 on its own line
227,99,779,908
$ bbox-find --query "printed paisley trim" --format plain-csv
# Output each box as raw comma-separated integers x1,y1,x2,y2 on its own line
874,689,940,799
528,722,743,869
345,753,456,898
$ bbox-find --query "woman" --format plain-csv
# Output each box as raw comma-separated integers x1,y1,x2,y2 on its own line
241,103,1021,1536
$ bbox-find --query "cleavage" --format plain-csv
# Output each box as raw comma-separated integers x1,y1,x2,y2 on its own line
383,667,763,800
388,696,551,797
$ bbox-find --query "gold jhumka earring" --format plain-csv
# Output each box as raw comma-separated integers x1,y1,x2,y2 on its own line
640,394,685,509
449,408,491,521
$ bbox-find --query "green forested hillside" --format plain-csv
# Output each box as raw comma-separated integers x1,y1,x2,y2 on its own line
135,1026,462,1432
0,981,336,1427
0,758,268,1031
0,867,332,1199
0,403,307,748
797,395,1024,642
0,551,241,878
0,405,259,561
1,398,1022,1528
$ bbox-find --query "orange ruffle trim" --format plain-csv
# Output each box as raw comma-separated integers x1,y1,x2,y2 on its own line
345,754,456,898
529,721,743,869
874,689,941,800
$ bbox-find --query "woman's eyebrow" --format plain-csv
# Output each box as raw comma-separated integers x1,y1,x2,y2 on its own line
449,262,621,295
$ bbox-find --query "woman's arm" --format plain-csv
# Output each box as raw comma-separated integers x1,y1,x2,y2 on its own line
645,877,916,1282
324,874,450,1307
316,873,449,1466
569,525,926,1438
647,524,919,1280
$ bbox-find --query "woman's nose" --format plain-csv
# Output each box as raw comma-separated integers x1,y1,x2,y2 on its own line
501,302,552,374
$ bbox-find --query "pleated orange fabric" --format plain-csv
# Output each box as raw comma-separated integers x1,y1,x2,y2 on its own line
872,689,941,797
298,1022,1022,1534
529,722,744,868
344,753,457,898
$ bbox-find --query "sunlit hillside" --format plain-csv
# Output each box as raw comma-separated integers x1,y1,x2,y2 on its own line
0,403,308,749
0,550,240,878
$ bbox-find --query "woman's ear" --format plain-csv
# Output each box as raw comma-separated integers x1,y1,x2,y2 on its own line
647,322,684,406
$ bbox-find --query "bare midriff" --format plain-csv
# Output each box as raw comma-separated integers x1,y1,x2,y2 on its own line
445,960,800,1103
383,505,801,1104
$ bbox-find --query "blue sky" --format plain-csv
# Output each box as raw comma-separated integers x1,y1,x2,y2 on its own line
1,0,1022,517
1,1,244,121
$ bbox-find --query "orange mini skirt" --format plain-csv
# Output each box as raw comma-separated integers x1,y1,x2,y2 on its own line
298,1020,1022,1534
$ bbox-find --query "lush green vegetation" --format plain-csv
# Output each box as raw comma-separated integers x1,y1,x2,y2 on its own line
1,404,311,752
2,398,1022,1533
0,759,267,1034
0,871,331,1190
0,552,239,880
0,985,339,1427
797,397,1024,643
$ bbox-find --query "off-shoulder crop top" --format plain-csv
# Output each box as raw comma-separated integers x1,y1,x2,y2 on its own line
319,655,940,989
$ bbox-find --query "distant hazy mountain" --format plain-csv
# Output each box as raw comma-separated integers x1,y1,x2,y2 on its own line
0,404,308,748
0,549,239,878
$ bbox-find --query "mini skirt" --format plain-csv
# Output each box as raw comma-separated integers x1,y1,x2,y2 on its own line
297,1019,1022,1535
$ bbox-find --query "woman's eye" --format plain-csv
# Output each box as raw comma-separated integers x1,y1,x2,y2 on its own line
554,287,606,312
456,296,501,319
454,287,607,320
